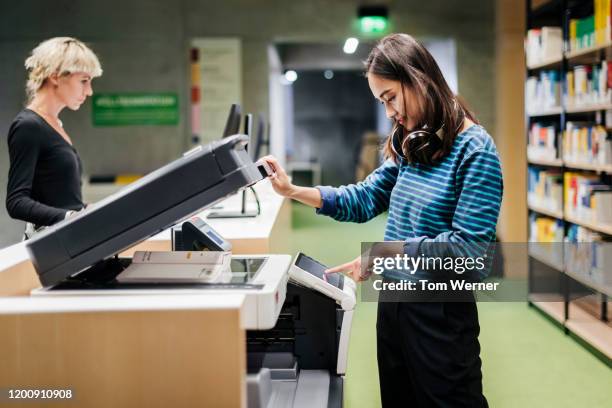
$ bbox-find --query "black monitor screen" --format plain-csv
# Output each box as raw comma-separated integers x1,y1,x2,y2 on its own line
222,104,242,137
243,113,252,137
253,114,266,159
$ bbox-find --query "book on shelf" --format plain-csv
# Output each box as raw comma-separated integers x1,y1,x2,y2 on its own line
529,212,564,269
528,167,564,212
563,122,612,165
594,190,612,223
525,26,562,66
567,0,612,53
526,70,561,112
528,123,559,161
529,213,564,242
564,61,612,107
572,15,595,50
595,0,612,45
565,224,612,286
564,171,612,223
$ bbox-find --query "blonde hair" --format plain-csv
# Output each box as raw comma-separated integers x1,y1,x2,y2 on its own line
24,37,102,103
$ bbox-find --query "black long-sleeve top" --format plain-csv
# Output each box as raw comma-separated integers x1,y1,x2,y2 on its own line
6,109,84,227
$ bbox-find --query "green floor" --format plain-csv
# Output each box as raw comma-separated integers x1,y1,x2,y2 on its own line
287,203,612,408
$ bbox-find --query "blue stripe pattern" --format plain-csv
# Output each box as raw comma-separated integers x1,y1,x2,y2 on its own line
316,125,504,279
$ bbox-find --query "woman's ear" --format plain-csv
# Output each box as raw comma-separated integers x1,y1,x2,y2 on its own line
48,73,59,87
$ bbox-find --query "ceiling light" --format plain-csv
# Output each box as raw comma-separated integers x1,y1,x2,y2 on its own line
343,38,359,54
284,70,298,83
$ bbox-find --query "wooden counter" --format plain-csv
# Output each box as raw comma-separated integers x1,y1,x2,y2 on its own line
0,295,246,407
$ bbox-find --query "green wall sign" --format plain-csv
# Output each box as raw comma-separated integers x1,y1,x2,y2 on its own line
92,93,179,126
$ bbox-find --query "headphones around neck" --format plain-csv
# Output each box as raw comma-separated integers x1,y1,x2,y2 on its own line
391,124,445,165
390,97,466,166
391,102,466,166
391,99,466,165
375,42,464,165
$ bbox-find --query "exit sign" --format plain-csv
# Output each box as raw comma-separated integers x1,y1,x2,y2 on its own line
358,5,388,35
360,16,388,34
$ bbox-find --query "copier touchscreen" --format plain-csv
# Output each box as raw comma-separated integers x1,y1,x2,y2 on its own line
295,253,343,289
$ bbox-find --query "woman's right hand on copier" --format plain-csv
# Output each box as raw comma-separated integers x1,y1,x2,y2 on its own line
261,155,296,198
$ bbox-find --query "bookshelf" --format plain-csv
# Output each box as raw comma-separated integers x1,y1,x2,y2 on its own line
565,39,612,59
528,201,564,218
526,106,563,117
527,55,564,70
564,268,612,297
528,157,564,166
563,213,612,234
526,0,612,364
563,160,612,172
565,102,612,112
528,243,566,270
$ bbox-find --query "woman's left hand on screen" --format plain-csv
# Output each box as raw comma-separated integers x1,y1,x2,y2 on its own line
325,256,369,282
325,242,406,282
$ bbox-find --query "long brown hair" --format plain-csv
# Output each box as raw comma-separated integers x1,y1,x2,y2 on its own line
364,33,477,164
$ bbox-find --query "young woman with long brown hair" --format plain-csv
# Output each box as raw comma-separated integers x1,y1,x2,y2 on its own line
263,33,502,407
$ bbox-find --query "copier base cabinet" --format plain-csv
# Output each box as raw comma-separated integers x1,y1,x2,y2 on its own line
246,282,353,407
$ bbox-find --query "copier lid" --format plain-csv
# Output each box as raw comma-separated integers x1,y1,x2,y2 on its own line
27,134,265,287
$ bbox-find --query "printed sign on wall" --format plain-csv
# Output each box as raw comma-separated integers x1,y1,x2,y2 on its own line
92,93,179,126
190,38,242,143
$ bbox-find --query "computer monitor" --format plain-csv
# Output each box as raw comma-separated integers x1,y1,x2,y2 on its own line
253,113,267,160
222,104,242,138
243,113,253,142
207,112,260,220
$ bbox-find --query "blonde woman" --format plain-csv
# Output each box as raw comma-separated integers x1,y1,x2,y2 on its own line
6,37,102,236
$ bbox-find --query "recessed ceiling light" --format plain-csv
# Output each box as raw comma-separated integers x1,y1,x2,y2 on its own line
284,70,298,82
343,38,359,54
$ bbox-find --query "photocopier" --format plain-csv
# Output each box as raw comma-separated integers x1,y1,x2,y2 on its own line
27,134,356,408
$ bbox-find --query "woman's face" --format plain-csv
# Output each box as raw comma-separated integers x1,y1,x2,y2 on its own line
54,72,94,110
367,73,419,130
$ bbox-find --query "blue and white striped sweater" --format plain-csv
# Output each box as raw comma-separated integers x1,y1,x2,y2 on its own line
316,125,503,279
